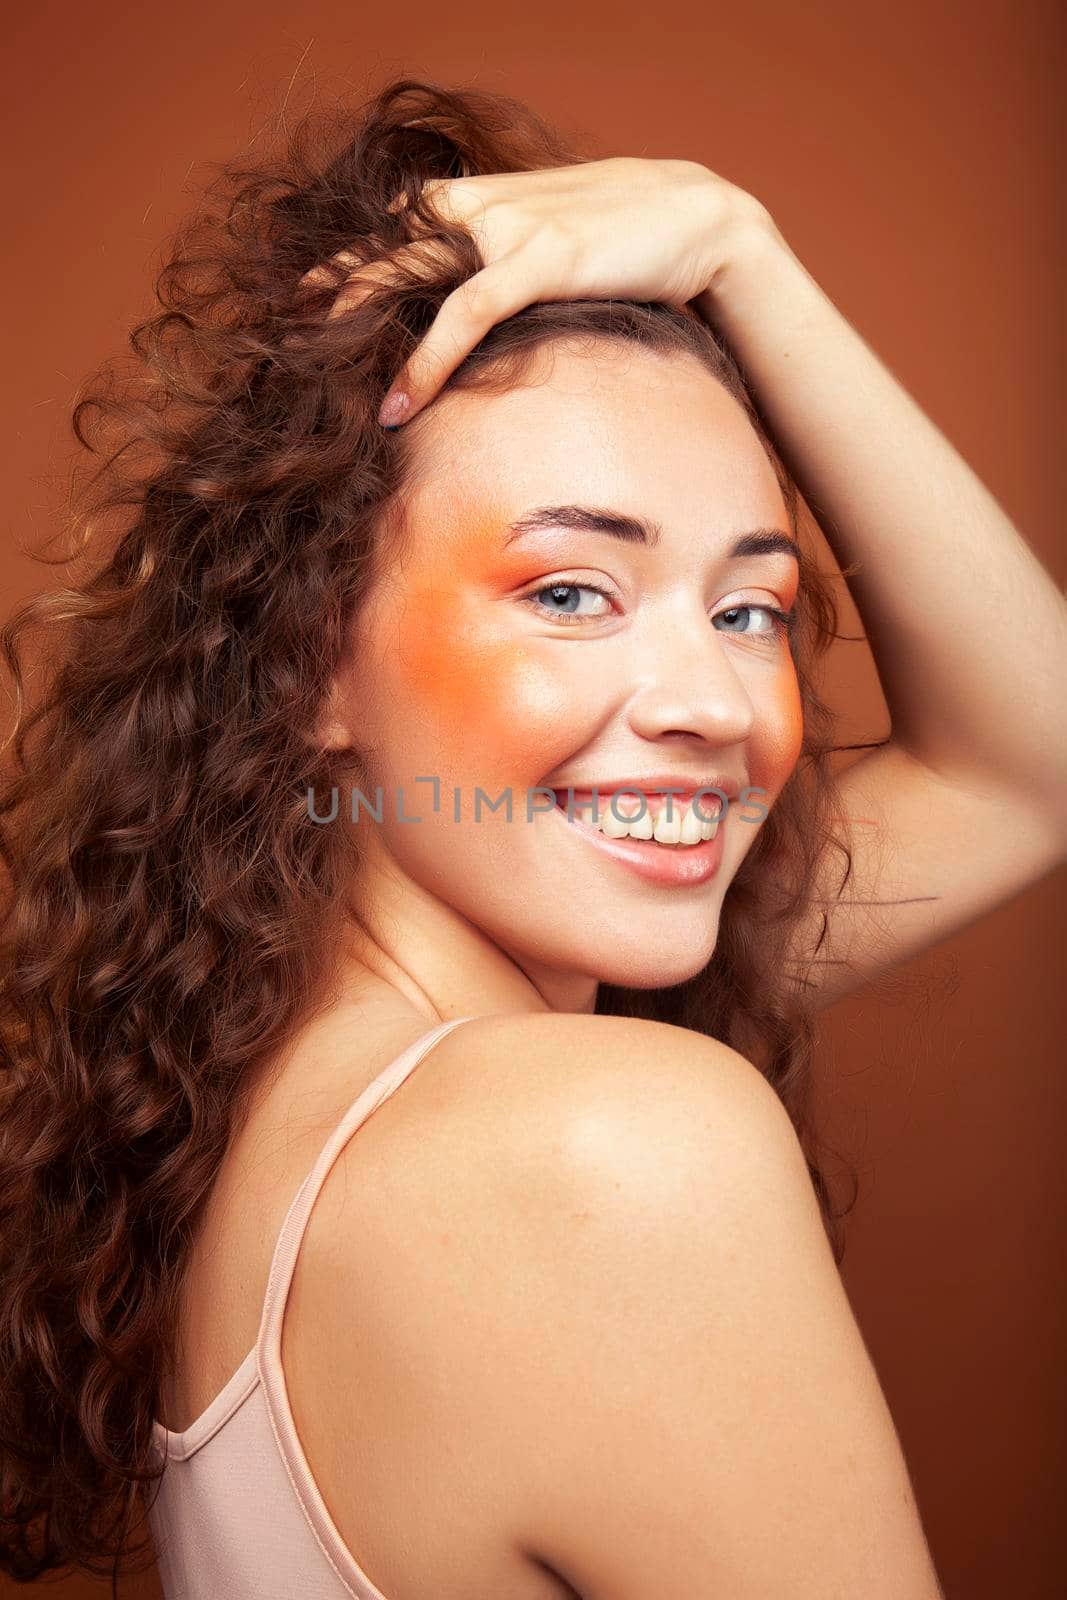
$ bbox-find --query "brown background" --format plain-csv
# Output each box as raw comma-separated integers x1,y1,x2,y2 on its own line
3,1,1064,1595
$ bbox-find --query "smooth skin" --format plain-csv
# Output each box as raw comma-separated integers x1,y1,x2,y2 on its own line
278,156,1067,1596
320,338,803,1014
424,1013,947,1600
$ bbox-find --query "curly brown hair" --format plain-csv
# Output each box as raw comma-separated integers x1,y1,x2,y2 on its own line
0,74,878,1590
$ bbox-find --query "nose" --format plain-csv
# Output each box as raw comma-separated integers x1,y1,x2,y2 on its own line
623,602,757,747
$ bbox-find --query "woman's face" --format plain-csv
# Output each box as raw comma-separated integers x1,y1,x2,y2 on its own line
333,339,803,1001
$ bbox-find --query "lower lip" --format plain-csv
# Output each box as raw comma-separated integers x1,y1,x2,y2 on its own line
551,796,726,886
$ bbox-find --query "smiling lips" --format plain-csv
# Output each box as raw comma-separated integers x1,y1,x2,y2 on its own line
551,792,726,886
553,787,728,842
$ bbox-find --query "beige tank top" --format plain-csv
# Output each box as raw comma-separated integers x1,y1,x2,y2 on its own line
148,1015,477,1599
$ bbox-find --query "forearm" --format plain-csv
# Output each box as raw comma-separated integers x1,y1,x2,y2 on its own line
695,209,1067,820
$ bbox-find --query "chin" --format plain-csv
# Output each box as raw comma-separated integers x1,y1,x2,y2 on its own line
584,940,720,993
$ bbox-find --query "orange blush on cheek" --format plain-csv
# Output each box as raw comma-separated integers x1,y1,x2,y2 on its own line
757,656,805,799
395,579,575,784
393,507,584,772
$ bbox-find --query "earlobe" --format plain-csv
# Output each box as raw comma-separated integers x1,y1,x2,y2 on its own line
311,677,353,753
318,716,352,753
317,692,352,753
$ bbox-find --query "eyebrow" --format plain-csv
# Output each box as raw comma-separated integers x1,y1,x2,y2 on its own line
503,504,800,562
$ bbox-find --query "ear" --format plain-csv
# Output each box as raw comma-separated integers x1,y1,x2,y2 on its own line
312,673,354,753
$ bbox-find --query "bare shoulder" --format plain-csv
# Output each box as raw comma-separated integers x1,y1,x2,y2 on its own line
336,1009,780,1213
449,1008,821,1307
428,1008,809,1287
282,1011,781,1597
300,1011,941,1597
421,1010,944,1599
451,1008,781,1132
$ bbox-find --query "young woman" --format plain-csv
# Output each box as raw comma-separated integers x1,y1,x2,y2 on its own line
1,76,1063,1600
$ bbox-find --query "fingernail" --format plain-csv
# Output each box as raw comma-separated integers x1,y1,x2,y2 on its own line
379,390,411,429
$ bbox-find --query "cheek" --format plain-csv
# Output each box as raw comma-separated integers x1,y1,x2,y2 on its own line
394,588,573,782
751,658,805,798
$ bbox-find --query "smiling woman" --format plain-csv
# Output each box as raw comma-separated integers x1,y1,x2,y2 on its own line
2,69,1062,1600
325,335,809,1003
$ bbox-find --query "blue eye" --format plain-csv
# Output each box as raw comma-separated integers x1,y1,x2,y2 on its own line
714,604,796,642
523,582,614,623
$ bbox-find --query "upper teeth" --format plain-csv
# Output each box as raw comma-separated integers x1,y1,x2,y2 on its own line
559,793,723,846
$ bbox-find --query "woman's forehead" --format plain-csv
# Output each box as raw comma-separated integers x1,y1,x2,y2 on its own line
400,353,786,547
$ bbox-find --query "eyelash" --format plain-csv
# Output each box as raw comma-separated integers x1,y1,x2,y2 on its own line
521,580,797,642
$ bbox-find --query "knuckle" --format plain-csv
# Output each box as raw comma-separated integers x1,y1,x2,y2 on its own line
556,230,585,273
526,227,582,289
664,156,709,181
425,174,466,211
413,317,467,377
611,154,654,189
458,268,507,318
536,215,580,253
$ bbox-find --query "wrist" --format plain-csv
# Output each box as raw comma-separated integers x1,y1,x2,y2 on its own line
694,195,803,329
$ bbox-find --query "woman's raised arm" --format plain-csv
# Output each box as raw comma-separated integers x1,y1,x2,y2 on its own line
695,207,1067,1008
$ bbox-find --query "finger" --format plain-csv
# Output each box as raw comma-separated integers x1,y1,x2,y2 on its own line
323,254,401,320
318,238,443,322
378,257,537,427
300,177,467,293
412,176,471,223
298,248,362,291
385,177,463,223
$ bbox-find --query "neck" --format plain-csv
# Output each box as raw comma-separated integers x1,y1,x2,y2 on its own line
335,850,599,1025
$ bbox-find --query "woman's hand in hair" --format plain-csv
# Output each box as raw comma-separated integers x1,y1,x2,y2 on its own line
327,157,769,429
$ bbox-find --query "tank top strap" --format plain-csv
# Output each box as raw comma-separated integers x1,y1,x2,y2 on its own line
257,1015,477,1368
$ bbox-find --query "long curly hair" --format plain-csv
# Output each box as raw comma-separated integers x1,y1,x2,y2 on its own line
0,74,880,1588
